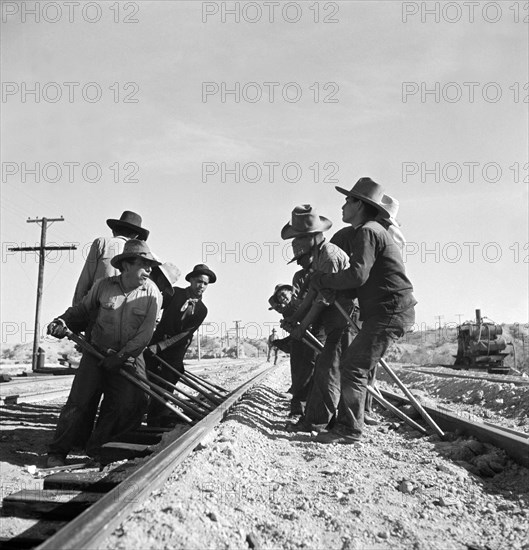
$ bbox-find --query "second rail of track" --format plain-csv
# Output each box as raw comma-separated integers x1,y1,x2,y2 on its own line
379,388,529,469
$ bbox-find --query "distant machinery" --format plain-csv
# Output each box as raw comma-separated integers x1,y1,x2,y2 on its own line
454,309,511,374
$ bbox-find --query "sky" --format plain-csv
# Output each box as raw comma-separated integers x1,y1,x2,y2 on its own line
1,0,528,347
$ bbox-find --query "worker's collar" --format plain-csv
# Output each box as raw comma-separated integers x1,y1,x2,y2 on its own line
117,275,148,294
185,286,202,301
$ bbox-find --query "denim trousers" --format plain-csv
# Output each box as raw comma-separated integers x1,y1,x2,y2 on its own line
48,352,147,456
303,305,352,427
335,306,416,437
289,338,316,404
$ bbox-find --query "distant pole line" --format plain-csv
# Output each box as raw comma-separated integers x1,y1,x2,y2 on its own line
8,216,77,372
234,320,241,358
434,315,444,337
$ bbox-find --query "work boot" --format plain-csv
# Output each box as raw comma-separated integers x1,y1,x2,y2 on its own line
46,453,66,468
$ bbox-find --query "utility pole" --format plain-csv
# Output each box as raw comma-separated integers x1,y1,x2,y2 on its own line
234,320,241,358
456,314,464,326
9,217,77,372
434,315,444,340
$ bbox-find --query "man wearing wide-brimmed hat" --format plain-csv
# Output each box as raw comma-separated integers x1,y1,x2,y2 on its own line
72,210,150,305
45,240,163,467
310,177,416,444
145,263,217,427
266,284,294,367
281,205,354,432
329,193,406,423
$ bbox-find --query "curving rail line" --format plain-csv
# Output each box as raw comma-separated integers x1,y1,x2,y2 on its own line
379,388,529,469
402,366,529,386
2,362,528,549
1,363,276,550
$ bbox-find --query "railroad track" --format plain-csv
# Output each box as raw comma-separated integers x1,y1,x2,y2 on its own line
400,365,529,386
0,376,74,405
1,363,276,550
379,388,529,469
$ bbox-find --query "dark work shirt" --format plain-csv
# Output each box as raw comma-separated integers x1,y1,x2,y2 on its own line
321,220,416,319
330,226,358,257
152,287,207,352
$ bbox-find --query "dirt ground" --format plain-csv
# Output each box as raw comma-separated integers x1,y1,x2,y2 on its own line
100,360,528,550
1,359,528,549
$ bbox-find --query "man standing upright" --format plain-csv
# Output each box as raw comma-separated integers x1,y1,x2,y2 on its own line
146,264,216,426
46,240,162,467
73,211,149,305
310,178,416,444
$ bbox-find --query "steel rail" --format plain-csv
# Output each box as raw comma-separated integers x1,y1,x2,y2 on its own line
0,375,73,385
36,363,277,550
379,388,529,468
403,367,529,387
1,387,71,405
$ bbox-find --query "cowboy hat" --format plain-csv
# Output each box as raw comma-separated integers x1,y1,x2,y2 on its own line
106,211,150,241
380,194,401,227
281,205,332,240
151,262,181,296
185,264,217,284
110,239,161,269
335,178,390,218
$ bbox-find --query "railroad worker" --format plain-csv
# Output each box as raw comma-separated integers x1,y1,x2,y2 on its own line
268,279,314,415
72,210,150,305
330,193,406,425
45,240,163,467
267,284,294,365
287,267,318,417
68,212,151,450
310,177,416,444
267,328,280,364
146,264,216,427
281,205,352,432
